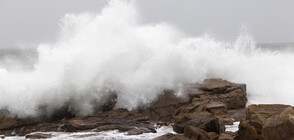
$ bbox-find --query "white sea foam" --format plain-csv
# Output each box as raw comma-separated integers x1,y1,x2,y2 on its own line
2,126,175,140
225,122,240,132
0,0,294,117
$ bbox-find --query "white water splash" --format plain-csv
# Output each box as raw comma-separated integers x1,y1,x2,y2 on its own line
2,126,175,140
225,122,240,132
0,0,294,117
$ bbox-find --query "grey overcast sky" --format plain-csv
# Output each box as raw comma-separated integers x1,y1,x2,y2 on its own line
0,0,294,48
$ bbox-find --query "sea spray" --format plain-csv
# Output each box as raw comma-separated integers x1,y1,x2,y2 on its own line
0,0,293,117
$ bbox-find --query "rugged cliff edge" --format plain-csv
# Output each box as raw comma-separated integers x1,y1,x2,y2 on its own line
0,78,292,140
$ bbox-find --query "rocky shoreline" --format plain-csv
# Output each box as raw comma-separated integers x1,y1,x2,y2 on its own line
0,78,293,139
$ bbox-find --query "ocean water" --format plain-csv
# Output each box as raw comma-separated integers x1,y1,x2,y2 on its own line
0,0,294,118
2,126,176,140
1,123,239,139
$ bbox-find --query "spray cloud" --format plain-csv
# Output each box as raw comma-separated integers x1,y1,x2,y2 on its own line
0,0,293,117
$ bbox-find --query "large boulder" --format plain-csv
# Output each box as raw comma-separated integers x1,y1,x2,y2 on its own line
235,121,259,140
245,104,290,133
173,113,225,134
184,125,211,140
149,90,190,122
235,104,292,139
261,107,294,140
173,79,247,121
204,101,227,115
187,78,247,109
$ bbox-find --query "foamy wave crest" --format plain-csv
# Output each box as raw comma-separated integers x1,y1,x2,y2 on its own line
0,0,293,117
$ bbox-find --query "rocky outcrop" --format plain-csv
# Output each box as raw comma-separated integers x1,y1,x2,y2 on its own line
261,107,294,140
184,125,211,140
0,109,155,136
149,90,190,122
172,79,247,125
169,79,247,139
235,104,294,140
235,123,259,140
0,78,248,139
0,117,36,130
63,108,155,134
173,113,225,134
150,78,247,123
186,78,247,109
245,104,290,133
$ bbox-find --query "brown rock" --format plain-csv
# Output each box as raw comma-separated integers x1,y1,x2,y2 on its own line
246,104,290,133
280,106,294,116
205,101,227,115
64,108,152,131
247,104,290,120
261,107,294,140
236,119,249,134
0,78,248,137
150,90,190,122
173,113,225,134
208,132,219,140
218,133,233,140
227,109,246,122
173,101,209,118
235,104,292,139
92,125,120,132
185,79,247,110
217,117,233,125
0,117,35,130
218,89,247,109
184,125,211,140
235,125,259,140
154,133,190,140
67,119,98,130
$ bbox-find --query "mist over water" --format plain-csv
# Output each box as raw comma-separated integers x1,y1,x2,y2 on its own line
0,1,294,117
